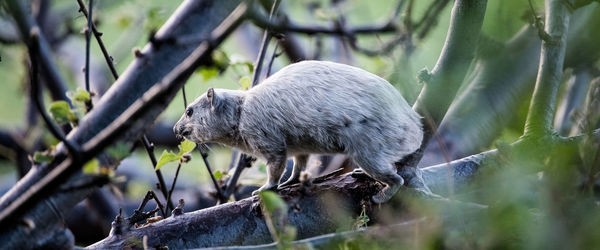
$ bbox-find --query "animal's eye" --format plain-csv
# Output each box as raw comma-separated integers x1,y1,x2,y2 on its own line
186,108,193,117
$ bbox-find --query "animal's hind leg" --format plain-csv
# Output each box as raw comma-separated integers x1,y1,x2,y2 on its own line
279,154,309,188
353,156,404,203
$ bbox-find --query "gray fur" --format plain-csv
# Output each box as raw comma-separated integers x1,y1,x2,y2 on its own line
174,61,423,203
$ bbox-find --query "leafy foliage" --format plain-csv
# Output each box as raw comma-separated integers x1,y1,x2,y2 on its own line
155,140,196,170
48,101,77,125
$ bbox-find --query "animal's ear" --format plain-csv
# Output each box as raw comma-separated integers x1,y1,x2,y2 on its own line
207,88,215,109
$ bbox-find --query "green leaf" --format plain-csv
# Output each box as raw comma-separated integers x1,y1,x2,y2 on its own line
178,140,196,156
213,170,229,180
239,76,251,90
106,142,130,161
67,88,91,104
259,190,287,213
83,158,100,174
196,67,219,81
33,151,54,163
49,101,72,124
155,150,179,170
212,50,230,69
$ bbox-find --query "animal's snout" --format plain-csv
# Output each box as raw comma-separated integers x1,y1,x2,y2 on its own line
173,123,191,139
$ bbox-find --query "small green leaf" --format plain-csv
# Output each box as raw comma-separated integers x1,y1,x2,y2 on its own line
33,151,54,163
67,88,91,104
155,150,180,170
178,140,196,156
196,67,219,81
83,158,100,174
49,101,72,124
212,50,230,69
106,142,130,161
213,170,229,180
239,76,251,90
259,190,287,213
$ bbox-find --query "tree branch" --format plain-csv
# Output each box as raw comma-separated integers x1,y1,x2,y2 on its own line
524,0,572,137
246,2,398,36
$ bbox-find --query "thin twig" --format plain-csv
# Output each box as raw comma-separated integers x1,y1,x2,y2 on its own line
198,148,226,203
84,0,93,94
166,162,183,216
266,41,281,77
141,135,174,211
76,0,174,211
76,0,119,79
247,2,396,36
415,0,451,40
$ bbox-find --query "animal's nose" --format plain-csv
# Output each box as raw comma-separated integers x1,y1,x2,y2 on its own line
174,124,191,137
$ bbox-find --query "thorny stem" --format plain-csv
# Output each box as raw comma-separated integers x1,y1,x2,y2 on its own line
84,0,93,110
76,0,174,211
76,0,119,79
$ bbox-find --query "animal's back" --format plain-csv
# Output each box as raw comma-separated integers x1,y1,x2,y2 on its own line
240,61,422,161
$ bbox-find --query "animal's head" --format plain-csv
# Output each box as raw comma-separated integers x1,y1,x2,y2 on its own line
173,88,242,143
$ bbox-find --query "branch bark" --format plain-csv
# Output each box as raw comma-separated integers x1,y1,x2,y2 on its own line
524,0,572,137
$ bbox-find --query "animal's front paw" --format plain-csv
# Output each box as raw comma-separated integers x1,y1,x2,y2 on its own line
251,184,277,196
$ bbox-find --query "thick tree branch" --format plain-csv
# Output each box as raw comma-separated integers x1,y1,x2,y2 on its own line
524,0,572,137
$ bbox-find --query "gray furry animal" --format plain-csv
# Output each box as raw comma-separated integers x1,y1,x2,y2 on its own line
173,60,423,203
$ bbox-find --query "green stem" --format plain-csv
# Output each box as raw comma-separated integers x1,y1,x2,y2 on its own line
524,0,572,137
